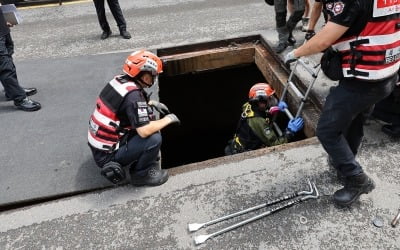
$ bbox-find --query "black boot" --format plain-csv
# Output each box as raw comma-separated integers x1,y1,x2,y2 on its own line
120,29,131,39
130,166,169,186
14,97,41,111
333,172,375,207
288,33,296,45
101,30,112,40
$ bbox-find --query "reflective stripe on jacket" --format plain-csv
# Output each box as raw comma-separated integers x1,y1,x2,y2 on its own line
332,5,400,80
88,76,138,152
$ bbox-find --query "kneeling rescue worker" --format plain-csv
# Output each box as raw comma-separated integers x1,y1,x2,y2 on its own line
88,50,180,186
225,83,304,155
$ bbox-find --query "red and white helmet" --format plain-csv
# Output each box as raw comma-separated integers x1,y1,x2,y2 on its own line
123,50,163,78
248,83,275,102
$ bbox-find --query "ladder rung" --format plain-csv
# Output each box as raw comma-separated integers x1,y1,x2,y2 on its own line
288,81,304,99
283,108,294,120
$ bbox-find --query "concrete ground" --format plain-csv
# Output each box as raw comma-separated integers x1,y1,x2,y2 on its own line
0,0,399,249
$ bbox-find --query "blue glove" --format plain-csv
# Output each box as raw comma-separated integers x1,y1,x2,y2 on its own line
278,101,288,111
287,117,304,133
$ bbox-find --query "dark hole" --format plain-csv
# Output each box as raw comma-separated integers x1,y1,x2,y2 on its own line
159,63,292,168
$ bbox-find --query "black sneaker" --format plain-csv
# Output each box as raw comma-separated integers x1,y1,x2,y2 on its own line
14,97,41,111
101,30,112,40
130,167,169,186
120,30,131,39
275,42,288,53
5,87,37,101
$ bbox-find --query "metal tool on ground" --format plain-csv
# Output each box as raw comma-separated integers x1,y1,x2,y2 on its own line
189,180,319,245
188,179,313,232
273,57,321,137
391,208,400,228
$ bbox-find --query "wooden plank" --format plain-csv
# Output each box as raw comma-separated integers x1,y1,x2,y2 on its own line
161,47,255,76
157,35,261,56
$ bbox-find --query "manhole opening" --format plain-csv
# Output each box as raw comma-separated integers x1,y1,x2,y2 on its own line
156,35,319,169
159,64,305,168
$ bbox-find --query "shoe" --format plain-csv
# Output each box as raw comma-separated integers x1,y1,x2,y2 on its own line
288,33,296,45
130,167,169,186
14,97,41,111
101,30,112,40
333,172,375,207
275,42,288,53
120,30,131,39
301,17,310,32
5,87,37,101
382,124,400,137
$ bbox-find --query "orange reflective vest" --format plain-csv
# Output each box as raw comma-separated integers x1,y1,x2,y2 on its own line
332,1,400,80
88,76,138,152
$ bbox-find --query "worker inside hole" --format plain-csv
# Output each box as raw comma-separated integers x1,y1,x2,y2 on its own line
225,83,304,155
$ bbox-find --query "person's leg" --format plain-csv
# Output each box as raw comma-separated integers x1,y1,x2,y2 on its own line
287,0,293,14
274,0,289,53
107,0,131,39
286,0,305,36
113,132,168,186
317,77,395,206
316,85,364,177
0,35,24,101
0,35,41,111
93,0,112,38
2,33,37,100
345,106,373,155
301,0,311,32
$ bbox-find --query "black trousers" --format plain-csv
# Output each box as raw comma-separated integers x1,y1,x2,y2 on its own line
316,75,397,177
112,132,162,176
93,0,127,32
0,33,25,101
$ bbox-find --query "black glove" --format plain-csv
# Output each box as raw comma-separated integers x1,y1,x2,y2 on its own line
305,30,316,40
148,100,170,115
166,113,181,125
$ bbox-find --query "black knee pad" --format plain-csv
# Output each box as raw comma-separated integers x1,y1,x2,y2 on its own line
101,161,126,184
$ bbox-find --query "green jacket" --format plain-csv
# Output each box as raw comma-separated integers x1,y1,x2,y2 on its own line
231,102,287,153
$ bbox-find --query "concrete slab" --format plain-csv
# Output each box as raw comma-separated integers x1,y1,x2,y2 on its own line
0,124,399,249
0,52,131,206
